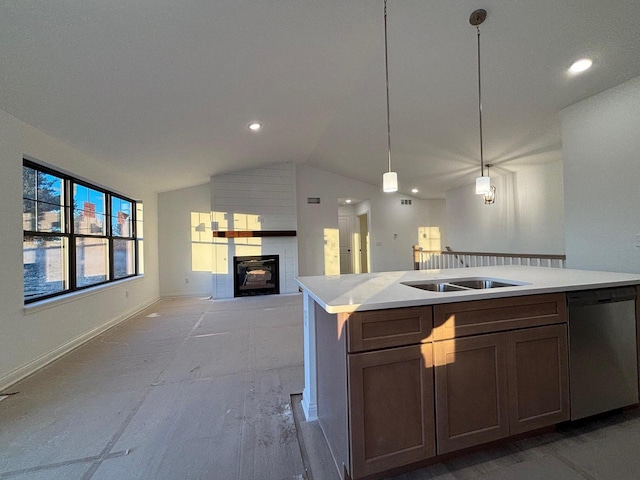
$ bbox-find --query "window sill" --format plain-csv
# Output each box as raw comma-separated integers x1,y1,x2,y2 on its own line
24,275,145,316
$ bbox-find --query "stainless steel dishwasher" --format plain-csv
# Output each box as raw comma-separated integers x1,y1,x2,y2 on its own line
568,286,638,420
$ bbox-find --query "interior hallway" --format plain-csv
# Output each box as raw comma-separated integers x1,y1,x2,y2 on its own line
0,294,305,480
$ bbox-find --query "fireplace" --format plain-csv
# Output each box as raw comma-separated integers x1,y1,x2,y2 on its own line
233,255,280,297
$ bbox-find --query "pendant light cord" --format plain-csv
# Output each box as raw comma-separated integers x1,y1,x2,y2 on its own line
476,25,484,177
384,0,392,173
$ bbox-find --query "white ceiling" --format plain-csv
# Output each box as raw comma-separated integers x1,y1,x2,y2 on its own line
1,0,639,197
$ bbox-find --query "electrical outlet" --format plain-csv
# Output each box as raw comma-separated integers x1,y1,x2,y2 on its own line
185,278,190,284
635,233,640,248
125,290,129,298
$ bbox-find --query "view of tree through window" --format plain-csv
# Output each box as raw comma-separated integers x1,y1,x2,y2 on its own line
23,160,143,303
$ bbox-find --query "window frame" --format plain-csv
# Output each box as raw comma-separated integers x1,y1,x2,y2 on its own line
23,159,142,304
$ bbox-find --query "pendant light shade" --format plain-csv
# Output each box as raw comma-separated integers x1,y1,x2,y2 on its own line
383,171,398,192
381,0,398,193
475,175,491,195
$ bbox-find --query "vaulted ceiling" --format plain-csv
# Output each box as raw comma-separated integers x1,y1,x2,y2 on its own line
1,0,639,197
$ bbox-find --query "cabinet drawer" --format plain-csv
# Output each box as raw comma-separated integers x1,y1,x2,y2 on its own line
433,293,566,340
346,306,433,353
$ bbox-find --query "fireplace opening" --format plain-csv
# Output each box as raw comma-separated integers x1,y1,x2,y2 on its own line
233,255,280,297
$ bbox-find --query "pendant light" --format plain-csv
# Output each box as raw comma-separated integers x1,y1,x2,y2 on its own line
470,9,491,196
483,164,496,204
382,0,398,193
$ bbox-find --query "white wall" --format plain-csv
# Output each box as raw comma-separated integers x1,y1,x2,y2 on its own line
445,162,565,254
0,109,160,390
296,164,446,275
158,183,212,296
211,163,298,298
562,75,640,273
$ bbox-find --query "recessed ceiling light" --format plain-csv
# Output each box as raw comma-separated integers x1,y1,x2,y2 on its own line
248,122,262,131
345,199,352,204
411,188,419,194
569,58,593,74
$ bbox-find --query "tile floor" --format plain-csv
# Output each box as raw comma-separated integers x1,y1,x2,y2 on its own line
0,294,305,480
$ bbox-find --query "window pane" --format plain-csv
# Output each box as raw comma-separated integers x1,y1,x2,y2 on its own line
74,184,106,235
23,236,68,300
137,203,144,274
114,239,135,278
136,203,144,239
23,167,65,233
23,199,65,233
76,237,108,287
38,172,62,206
23,198,36,231
23,166,37,200
112,197,133,237
138,239,144,275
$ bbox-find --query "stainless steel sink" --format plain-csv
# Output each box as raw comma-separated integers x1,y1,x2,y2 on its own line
401,277,525,293
448,279,519,289
401,281,467,292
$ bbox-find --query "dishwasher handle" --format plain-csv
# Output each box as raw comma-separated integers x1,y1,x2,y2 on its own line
567,286,637,307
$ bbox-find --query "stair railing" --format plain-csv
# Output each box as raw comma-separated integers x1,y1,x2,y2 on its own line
413,245,566,270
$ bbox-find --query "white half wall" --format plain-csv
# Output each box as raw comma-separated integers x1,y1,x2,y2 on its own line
297,164,447,275
445,162,565,255
0,108,160,390
562,75,640,273
158,183,213,296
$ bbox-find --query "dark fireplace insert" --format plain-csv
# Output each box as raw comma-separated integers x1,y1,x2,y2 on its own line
233,255,280,297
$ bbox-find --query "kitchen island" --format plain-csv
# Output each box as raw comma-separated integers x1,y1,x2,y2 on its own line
296,266,640,480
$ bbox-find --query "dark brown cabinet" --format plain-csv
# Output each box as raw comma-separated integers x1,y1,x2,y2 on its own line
348,343,435,478
316,293,571,480
433,296,569,454
434,333,509,454
506,324,570,434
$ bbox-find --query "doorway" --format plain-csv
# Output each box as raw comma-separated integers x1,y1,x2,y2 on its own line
357,212,369,273
338,214,353,274
338,199,370,274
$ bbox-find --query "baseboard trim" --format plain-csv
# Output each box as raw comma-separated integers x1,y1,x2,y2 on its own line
302,390,318,421
0,296,161,392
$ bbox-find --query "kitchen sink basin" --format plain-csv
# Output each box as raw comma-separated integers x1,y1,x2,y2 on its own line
448,279,520,289
401,281,467,292
401,277,527,293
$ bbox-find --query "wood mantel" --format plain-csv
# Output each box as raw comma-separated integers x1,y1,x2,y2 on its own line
212,230,297,238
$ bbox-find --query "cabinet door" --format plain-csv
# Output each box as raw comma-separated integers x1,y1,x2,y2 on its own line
434,333,509,454
506,324,570,434
348,344,435,479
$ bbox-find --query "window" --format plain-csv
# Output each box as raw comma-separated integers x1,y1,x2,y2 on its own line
23,160,143,303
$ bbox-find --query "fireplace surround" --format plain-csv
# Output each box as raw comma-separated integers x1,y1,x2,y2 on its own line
233,255,280,297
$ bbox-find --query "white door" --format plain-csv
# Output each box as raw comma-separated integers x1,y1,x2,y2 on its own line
339,215,353,274
358,213,369,273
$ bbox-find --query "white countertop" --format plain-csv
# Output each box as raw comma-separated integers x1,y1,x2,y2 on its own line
296,266,640,313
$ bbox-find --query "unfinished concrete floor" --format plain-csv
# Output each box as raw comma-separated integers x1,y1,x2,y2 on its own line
293,389,640,480
0,294,305,480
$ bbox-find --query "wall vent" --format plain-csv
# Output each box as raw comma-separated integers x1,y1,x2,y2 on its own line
401,199,412,205
307,197,321,204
